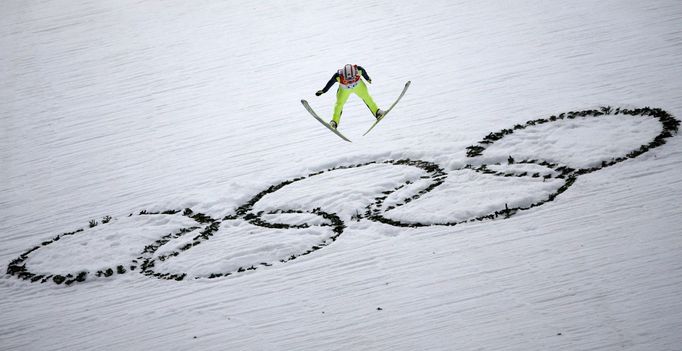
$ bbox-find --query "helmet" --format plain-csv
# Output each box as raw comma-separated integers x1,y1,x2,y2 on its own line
341,64,358,81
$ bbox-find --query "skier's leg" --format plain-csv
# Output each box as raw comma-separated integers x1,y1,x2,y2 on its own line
332,88,351,125
354,81,380,117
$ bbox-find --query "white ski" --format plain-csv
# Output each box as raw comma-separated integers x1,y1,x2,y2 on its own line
301,99,352,142
363,81,411,136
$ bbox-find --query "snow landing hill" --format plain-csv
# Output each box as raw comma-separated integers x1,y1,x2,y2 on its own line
2,1,682,350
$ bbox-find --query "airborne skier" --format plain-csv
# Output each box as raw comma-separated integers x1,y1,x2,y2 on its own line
315,64,385,129
301,65,410,142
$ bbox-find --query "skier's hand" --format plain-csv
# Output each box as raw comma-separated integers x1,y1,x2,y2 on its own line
315,90,324,96
366,78,372,84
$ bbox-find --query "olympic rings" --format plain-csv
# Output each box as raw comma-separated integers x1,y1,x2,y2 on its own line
6,106,679,285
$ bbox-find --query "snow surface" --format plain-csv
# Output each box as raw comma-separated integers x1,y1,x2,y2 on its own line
2,0,682,350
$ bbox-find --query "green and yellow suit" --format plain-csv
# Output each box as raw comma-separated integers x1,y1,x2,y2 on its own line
316,65,381,126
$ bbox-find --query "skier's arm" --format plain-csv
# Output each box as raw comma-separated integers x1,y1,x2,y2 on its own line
357,65,371,83
316,73,339,96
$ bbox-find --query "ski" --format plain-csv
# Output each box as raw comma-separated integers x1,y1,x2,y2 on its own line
363,81,411,136
301,99,352,142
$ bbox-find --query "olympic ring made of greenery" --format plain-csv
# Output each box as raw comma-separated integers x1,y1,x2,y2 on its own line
465,106,679,176
5,209,211,285
6,106,679,285
366,160,572,227
139,208,345,280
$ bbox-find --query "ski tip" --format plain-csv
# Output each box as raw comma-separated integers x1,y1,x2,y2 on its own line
301,99,307,104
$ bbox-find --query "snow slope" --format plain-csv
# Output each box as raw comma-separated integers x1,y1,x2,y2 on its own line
2,0,682,350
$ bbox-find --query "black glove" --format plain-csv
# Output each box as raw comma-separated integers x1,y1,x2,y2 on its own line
315,90,324,96
366,78,372,84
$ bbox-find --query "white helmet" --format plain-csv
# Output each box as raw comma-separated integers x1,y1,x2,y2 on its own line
341,64,358,81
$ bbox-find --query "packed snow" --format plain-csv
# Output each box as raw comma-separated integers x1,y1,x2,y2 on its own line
2,0,682,350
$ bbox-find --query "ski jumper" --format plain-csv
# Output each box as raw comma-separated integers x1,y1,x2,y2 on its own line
318,65,379,125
